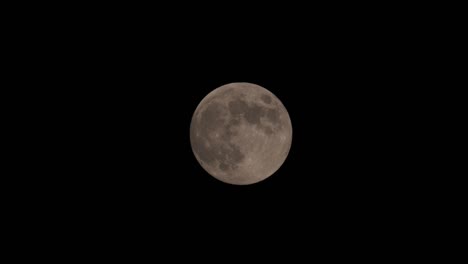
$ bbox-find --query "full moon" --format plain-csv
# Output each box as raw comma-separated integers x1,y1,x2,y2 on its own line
190,82,292,185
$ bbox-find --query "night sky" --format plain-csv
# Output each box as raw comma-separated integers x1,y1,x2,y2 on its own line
34,6,427,253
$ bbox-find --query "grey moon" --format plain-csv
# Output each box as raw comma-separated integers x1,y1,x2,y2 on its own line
190,82,293,185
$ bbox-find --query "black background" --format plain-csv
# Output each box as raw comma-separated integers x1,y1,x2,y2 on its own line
20,4,434,254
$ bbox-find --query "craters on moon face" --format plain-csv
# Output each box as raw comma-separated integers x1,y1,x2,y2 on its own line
191,94,282,173
227,95,282,136
190,83,291,185
197,101,225,130
190,100,245,173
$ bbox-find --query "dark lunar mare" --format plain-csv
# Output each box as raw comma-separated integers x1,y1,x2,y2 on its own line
191,100,245,171
191,83,291,185
228,97,282,136
261,94,272,104
191,92,284,174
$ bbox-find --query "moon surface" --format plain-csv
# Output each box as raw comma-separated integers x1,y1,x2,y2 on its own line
190,82,292,185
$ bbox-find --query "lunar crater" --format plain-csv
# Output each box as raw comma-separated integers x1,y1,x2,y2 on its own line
190,82,292,185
